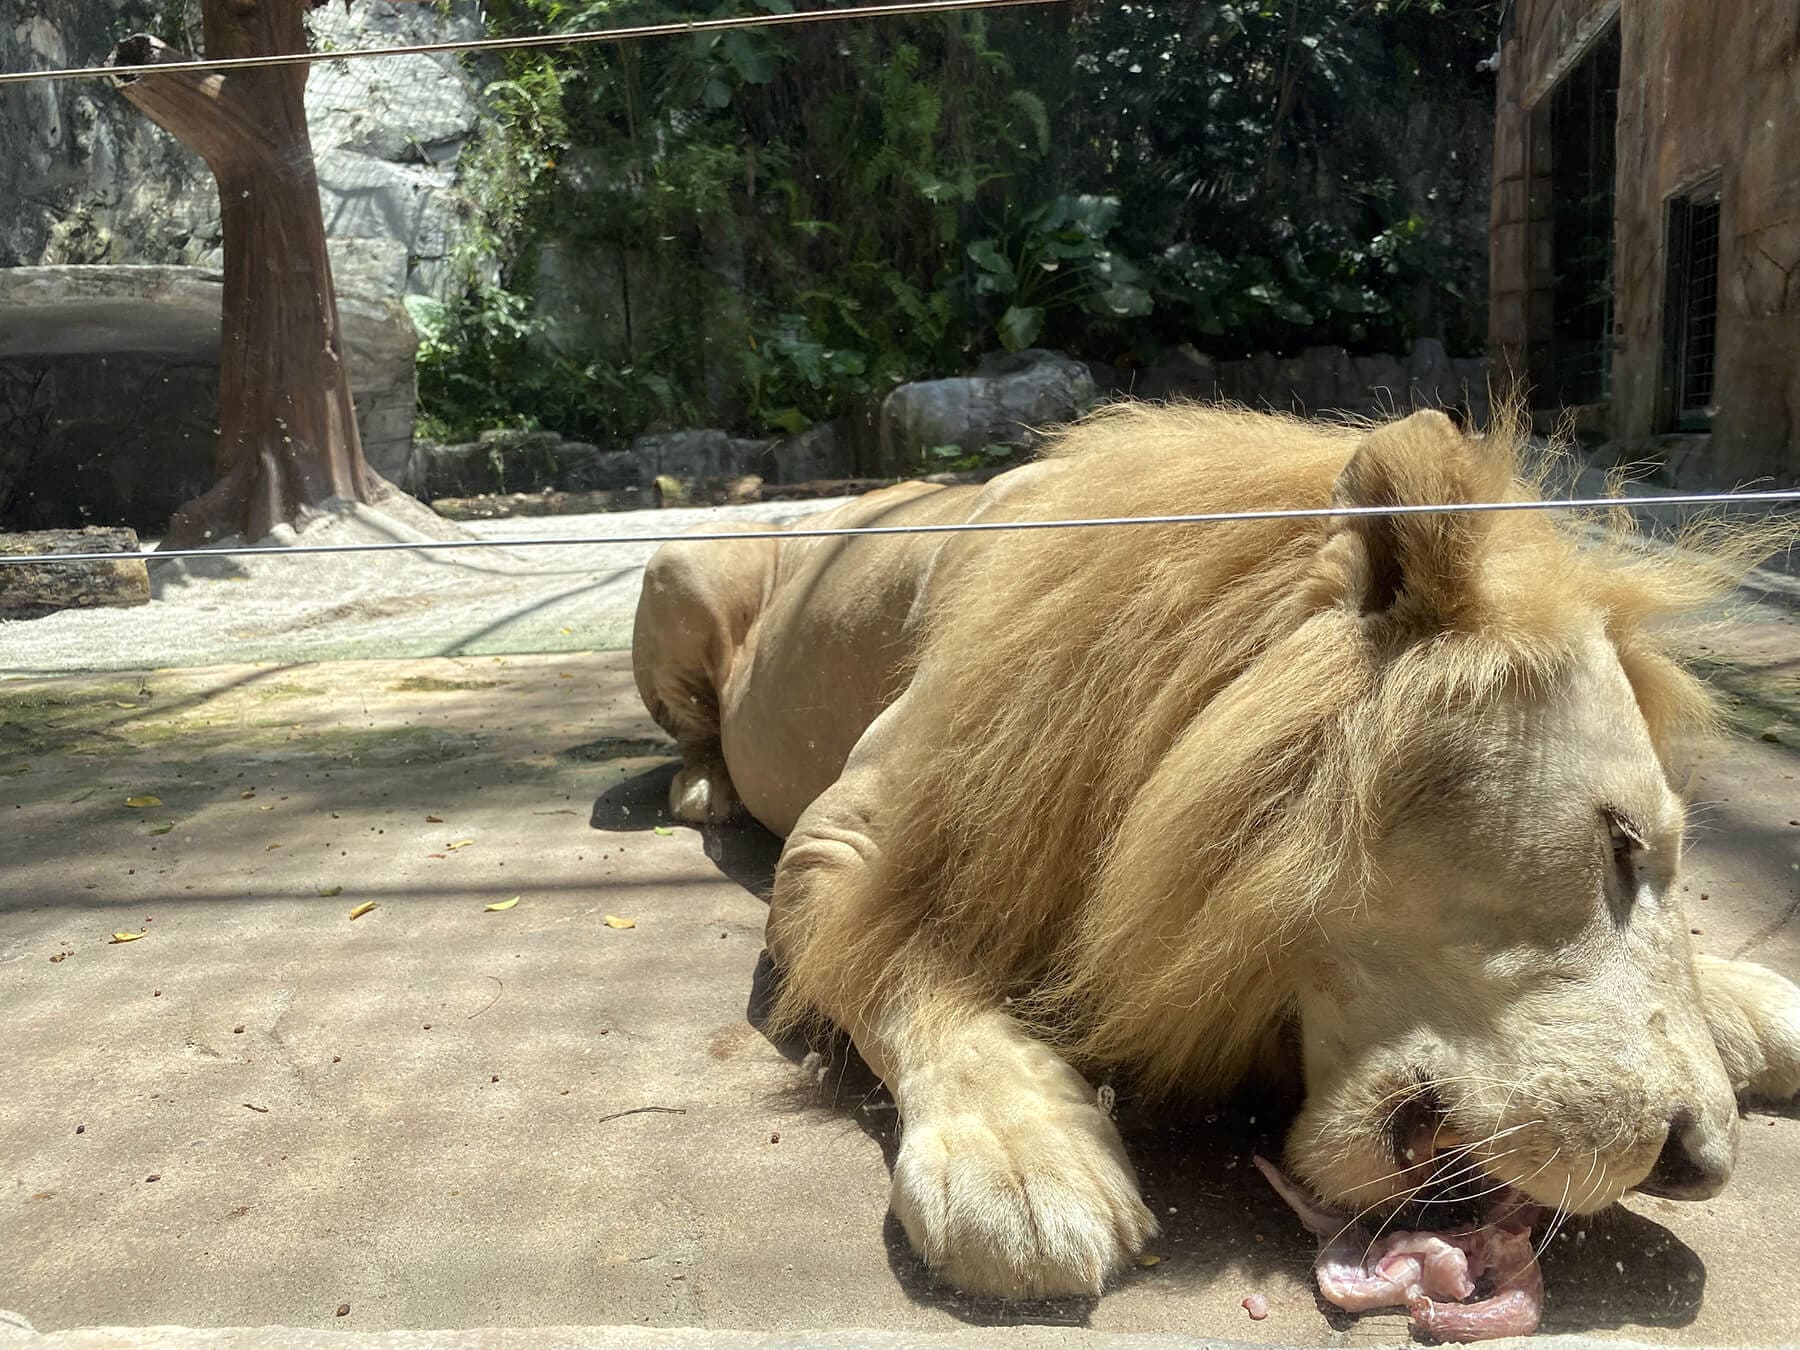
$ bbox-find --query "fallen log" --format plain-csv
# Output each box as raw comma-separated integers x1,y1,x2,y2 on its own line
0,528,151,620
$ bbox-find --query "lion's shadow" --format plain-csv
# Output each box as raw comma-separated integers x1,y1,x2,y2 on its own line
590,764,1711,1336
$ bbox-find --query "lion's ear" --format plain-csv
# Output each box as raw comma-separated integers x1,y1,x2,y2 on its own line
1327,409,1509,622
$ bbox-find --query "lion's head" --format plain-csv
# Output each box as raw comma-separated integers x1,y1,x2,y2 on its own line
773,403,1779,1221
1283,620,1739,1216
1279,413,1748,1217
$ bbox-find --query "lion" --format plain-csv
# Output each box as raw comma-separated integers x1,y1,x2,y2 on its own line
631,404,1800,1300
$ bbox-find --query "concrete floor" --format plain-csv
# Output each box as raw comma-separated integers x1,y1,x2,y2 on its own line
1,502,1797,1347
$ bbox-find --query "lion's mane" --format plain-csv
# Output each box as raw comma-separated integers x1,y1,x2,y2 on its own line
772,403,1785,1095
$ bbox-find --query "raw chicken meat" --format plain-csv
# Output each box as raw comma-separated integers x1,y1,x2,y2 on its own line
1254,1154,1544,1341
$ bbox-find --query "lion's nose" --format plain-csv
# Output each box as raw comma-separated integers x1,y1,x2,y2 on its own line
1635,1109,1734,1201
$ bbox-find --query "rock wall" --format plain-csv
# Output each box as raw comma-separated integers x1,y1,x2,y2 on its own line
400,344,1484,508
1,0,481,298
1,2,483,530
0,263,417,532
1,1,216,268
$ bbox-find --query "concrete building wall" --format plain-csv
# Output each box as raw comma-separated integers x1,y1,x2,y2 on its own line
1489,0,1800,486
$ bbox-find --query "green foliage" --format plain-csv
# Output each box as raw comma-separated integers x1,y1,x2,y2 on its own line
1057,0,1502,355
968,195,1152,352
925,441,1024,473
415,0,1502,445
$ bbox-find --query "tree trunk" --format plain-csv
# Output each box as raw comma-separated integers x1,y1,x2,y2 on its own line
107,2,383,549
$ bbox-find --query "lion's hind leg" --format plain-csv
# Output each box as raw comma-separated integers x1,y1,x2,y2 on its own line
631,525,776,825
1697,954,1800,1100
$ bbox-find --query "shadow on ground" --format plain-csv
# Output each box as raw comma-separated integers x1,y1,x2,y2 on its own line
586,768,1715,1337
3,652,1786,1342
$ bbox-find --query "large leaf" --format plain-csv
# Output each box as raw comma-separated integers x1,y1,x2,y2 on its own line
1006,90,1051,157
1062,194,1122,238
967,239,1013,275
1246,284,1313,326
402,294,450,341
997,305,1044,351
721,32,779,85
1322,282,1389,315
1094,282,1154,318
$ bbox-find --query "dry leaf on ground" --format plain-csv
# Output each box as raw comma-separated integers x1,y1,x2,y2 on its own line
348,902,377,920
603,915,636,930
124,795,162,808
485,896,521,912
110,931,146,943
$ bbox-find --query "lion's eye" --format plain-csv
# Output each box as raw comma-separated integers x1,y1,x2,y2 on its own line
1602,806,1647,912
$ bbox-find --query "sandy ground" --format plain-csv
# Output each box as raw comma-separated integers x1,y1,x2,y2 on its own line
0,499,851,674
1,497,1798,1346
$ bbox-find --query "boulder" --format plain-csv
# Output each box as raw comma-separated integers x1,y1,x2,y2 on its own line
879,349,1095,478
1295,346,1356,411
1135,344,1218,402
771,422,848,484
1452,356,1495,425
1350,354,1410,413
412,429,636,501
413,442,499,500
630,430,772,489
1406,337,1458,409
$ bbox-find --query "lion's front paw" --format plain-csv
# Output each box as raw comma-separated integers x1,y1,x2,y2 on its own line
1699,955,1800,1100
890,1096,1157,1298
669,761,739,824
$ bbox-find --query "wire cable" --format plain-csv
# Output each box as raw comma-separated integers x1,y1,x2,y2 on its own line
0,0,1068,88
2,488,1795,567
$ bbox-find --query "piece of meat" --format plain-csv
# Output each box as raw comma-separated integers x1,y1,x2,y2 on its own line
1241,1293,1270,1320
1407,1217,1544,1343
1253,1154,1544,1341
